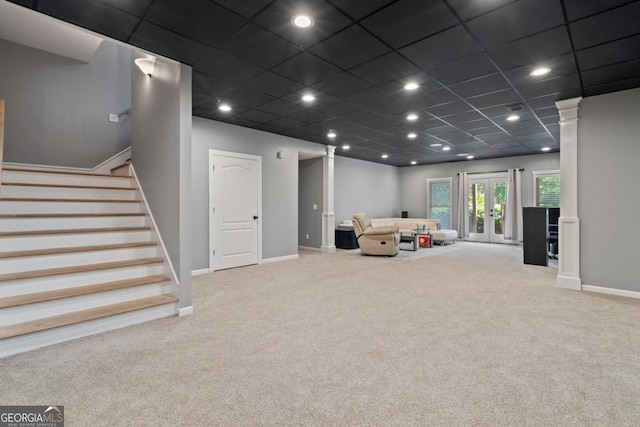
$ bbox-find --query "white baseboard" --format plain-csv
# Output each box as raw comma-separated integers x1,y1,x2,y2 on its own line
178,306,194,317
191,268,210,277
556,274,582,291
582,285,640,300
298,246,321,252
260,254,299,264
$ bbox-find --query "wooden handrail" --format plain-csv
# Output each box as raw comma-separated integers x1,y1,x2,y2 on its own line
0,99,5,189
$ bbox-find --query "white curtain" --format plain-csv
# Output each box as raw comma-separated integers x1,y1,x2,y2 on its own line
456,172,468,238
504,168,523,241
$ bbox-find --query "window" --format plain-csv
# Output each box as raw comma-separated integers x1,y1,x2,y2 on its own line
533,170,560,207
427,178,452,229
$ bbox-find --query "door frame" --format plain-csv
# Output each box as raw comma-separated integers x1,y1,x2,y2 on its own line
208,149,262,272
466,172,513,244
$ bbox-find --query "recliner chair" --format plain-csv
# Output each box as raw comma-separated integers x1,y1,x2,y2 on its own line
352,213,400,256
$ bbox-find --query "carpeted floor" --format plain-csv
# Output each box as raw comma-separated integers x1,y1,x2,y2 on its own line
1,242,639,426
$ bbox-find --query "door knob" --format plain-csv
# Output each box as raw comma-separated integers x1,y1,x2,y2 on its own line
253,215,259,220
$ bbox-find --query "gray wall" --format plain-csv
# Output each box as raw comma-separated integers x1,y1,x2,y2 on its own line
578,87,640,292
131,54,192,307
298,157,323,248
399,153,560,229
191,117,324,269
0,39,131,168
334,155,400,223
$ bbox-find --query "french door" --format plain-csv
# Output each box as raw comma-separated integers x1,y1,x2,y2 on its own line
467,175,507,243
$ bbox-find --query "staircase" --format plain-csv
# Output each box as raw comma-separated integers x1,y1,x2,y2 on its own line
0,165,178,357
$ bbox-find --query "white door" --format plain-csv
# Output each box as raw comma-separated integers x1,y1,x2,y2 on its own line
467,176,507,243
210,152,261,270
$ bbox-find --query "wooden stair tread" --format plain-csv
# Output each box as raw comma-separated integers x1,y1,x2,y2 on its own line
0,257,164,282
0,294,177,339
0,226,151,237
0,275,170,309
0,241,157,259
0,197,141,203
2,182,136,191
2,167,130,178
110,160,131,173
0,213,146,218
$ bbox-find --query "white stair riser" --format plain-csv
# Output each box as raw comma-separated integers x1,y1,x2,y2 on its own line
1,170,132,188
0,283,171,326
0,200,143,214
0,246,160,274
0,303,176,358
0,215,147,232
1,185,137,200
0,230,152,251
0,264,165,298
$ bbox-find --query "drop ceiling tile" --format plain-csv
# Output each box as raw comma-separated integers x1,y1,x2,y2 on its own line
443,111,488,126
212,0,271,18
130,21,210,65
258,99,307,116
503,54,578,86
361,0,457,48
95,0,153,16
269,117,307,130
581,58,640,87
192,72,236,97
429,52,499,85
196,49,263,84
312,72,373,97
252,0,353,49
584,75,640,97
286,109,332,124
400,26,482,71
341,109,388,125
361,117,403,131
350,52,421,85
329,0,394,20
309,25,390,69
237,109,280,124
450,73,511,98
466,0,564,47
146,0,245,46
38,0,139,41
221,86,274,109
242,72,304,98
272,52,341,86
447,0,517,21
344,87,396,108
487,27,572,70
576,34,640,71
311,97,361,116
570,2,640,49
8,0,34,7
192,92,214,109
517,74,582,99
564,0,633,21
466,89,522,110
216,24,301,68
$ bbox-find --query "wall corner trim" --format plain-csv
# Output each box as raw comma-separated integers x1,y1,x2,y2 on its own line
178,306,194,317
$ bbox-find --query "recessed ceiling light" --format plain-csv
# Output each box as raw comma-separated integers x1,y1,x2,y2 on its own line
301,94,315,102
407,113,418,121
442,146,451,151
410,161,417,165
407,132,417,139
530,67,551,76
381,154,389,159
457,153,469,157
541,147,551,152
506,114,520,122
327,131,336,139
218,104,232,112
404,82,419,91
291,14,314,29
430,143,442,147
342,144,350,150
467,155,475,160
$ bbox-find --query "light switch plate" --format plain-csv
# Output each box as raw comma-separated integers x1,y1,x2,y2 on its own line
108,113,118,122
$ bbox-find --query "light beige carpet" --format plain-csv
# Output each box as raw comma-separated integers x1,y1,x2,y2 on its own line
1,242,639,426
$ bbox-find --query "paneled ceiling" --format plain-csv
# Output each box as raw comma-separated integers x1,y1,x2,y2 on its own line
8,0,640,166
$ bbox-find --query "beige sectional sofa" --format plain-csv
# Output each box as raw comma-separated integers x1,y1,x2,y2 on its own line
371,217,458,245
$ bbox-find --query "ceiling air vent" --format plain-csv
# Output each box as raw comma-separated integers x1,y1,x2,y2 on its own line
506,103,525,112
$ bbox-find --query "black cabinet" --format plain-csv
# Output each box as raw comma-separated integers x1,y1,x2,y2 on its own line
523,207,559,266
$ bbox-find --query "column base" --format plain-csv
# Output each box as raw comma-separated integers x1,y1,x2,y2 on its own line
556,275,582,291
321,244,336,254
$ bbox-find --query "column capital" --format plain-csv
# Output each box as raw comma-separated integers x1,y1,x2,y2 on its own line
326,145,336,158
556,97,582,122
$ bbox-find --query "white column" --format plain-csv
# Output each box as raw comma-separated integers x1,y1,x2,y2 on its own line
555,97,582,290
321,145,336,253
